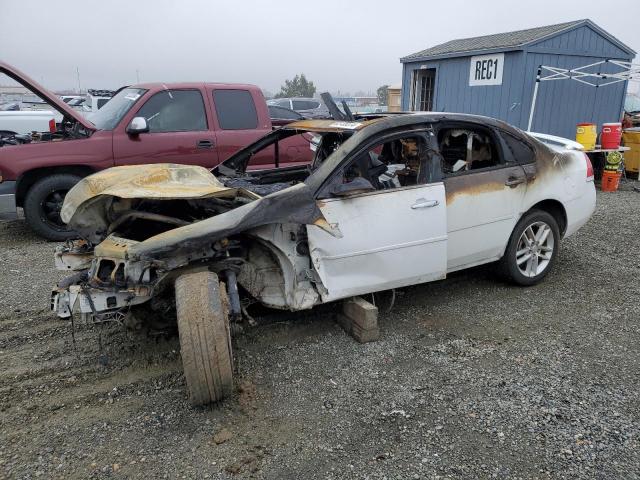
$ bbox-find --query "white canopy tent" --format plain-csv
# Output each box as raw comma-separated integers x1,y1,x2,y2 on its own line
527,59,640,132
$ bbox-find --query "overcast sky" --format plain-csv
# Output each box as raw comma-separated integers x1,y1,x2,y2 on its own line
1,0,638,95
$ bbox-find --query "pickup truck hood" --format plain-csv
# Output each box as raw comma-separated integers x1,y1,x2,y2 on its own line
0,61,95,131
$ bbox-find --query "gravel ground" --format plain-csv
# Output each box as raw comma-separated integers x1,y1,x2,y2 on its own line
1,183,639,479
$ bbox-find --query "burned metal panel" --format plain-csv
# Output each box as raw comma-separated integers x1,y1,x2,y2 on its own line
443,165,528,271
126,182,323,263
63,163,257,242
283,119,380,132
238,223,320,311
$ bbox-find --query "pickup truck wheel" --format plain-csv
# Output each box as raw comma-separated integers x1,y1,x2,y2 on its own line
175,271,234,406
23,174,81,241
500,209,560,286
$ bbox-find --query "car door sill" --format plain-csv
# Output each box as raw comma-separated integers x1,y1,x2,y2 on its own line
447,254,502,274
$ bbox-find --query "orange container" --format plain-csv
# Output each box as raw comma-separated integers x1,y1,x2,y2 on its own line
601,170,621,192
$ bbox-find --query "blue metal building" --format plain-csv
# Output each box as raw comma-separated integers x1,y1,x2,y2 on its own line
400,19,636,138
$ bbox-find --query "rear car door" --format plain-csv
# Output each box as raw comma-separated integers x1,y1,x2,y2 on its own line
112,88,219,167
307,131,447,302
437,122,529,271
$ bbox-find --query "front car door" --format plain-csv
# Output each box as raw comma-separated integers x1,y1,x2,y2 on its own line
113,88,219,167
436,122,529,271
306,131,447,302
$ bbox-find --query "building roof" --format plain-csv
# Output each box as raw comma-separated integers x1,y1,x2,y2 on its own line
401,19,635,62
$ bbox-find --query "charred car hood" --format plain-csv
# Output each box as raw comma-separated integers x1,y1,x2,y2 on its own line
63,164,249,241
0,61,95,131
63,164,325,256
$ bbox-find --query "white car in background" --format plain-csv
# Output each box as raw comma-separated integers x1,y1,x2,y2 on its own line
0,108,56,135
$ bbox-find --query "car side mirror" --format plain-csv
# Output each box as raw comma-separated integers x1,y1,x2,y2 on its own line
126,117,149,135
331,177,375,197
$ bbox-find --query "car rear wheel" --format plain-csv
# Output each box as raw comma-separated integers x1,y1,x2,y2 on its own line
175,271,234,406
500,210,560,286
23,174,81,241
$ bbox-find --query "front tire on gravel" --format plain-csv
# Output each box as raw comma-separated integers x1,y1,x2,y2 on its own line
175,271,234,406
23,174,81,241
499,209,560,286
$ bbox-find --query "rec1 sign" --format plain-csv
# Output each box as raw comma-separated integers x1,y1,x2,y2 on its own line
469,53,504,86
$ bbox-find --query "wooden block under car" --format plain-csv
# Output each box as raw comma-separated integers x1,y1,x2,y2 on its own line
337,297,380,343
343,297,378,330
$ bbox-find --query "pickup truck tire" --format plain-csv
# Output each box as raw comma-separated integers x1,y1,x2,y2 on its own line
23,174,81,241
500,209,560,286
175,271,234,406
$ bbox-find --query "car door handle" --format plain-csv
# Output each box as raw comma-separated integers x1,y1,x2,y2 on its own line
505,176,526,187
197,140,214,149
411,199,439,209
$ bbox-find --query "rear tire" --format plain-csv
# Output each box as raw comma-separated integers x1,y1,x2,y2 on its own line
175,271,234,406
23,174,81,241
499,210,560,286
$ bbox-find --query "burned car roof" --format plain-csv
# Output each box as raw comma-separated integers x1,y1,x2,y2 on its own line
282,118,383,132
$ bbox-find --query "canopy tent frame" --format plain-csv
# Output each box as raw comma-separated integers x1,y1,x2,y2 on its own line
527,59,640,132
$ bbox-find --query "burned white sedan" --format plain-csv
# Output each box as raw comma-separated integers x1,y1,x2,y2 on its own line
51,114,596,405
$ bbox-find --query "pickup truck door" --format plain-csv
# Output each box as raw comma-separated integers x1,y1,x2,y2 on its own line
112,88,219,168
207,87,272,164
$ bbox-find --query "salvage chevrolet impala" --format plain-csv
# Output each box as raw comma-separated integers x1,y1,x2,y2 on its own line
51,113,596,405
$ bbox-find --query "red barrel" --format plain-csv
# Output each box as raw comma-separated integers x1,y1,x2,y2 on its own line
601,123,622,149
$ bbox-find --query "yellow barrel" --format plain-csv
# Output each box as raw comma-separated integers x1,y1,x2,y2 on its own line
576,123,597,150
622,129,640,174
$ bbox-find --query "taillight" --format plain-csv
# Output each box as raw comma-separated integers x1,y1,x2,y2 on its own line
584,153,594,181
49,119,56,133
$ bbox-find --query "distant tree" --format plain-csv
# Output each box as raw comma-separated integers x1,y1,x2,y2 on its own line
275,74,316,98
377,85,389,106
261,89,274,100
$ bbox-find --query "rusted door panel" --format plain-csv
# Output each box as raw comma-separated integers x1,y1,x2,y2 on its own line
444,165,527,271
306,183,447,302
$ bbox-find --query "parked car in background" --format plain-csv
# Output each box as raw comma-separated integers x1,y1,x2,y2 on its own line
60,95,84,104
625,93,640,127
268,104,305,127
77,89,114,116
0,61,314,240
51,112,596,406
267,97,329,118
0,109,56,135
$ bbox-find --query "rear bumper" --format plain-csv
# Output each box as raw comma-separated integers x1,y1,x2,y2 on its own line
0,181,17,220
564,183,597,238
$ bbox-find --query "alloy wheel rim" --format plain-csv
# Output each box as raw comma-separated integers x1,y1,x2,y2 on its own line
515,221,555,278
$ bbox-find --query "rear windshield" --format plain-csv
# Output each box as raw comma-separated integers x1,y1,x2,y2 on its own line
89,88,146,130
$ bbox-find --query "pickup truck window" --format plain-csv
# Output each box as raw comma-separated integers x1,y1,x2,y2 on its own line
90,87,146,130
212,89,258,130
136,89,207,133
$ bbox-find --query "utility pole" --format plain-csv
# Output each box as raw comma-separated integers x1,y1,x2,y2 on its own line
136,69,140,83
76,67,81,94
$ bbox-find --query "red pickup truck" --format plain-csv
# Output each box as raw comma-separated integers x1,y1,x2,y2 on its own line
0,62,313,239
